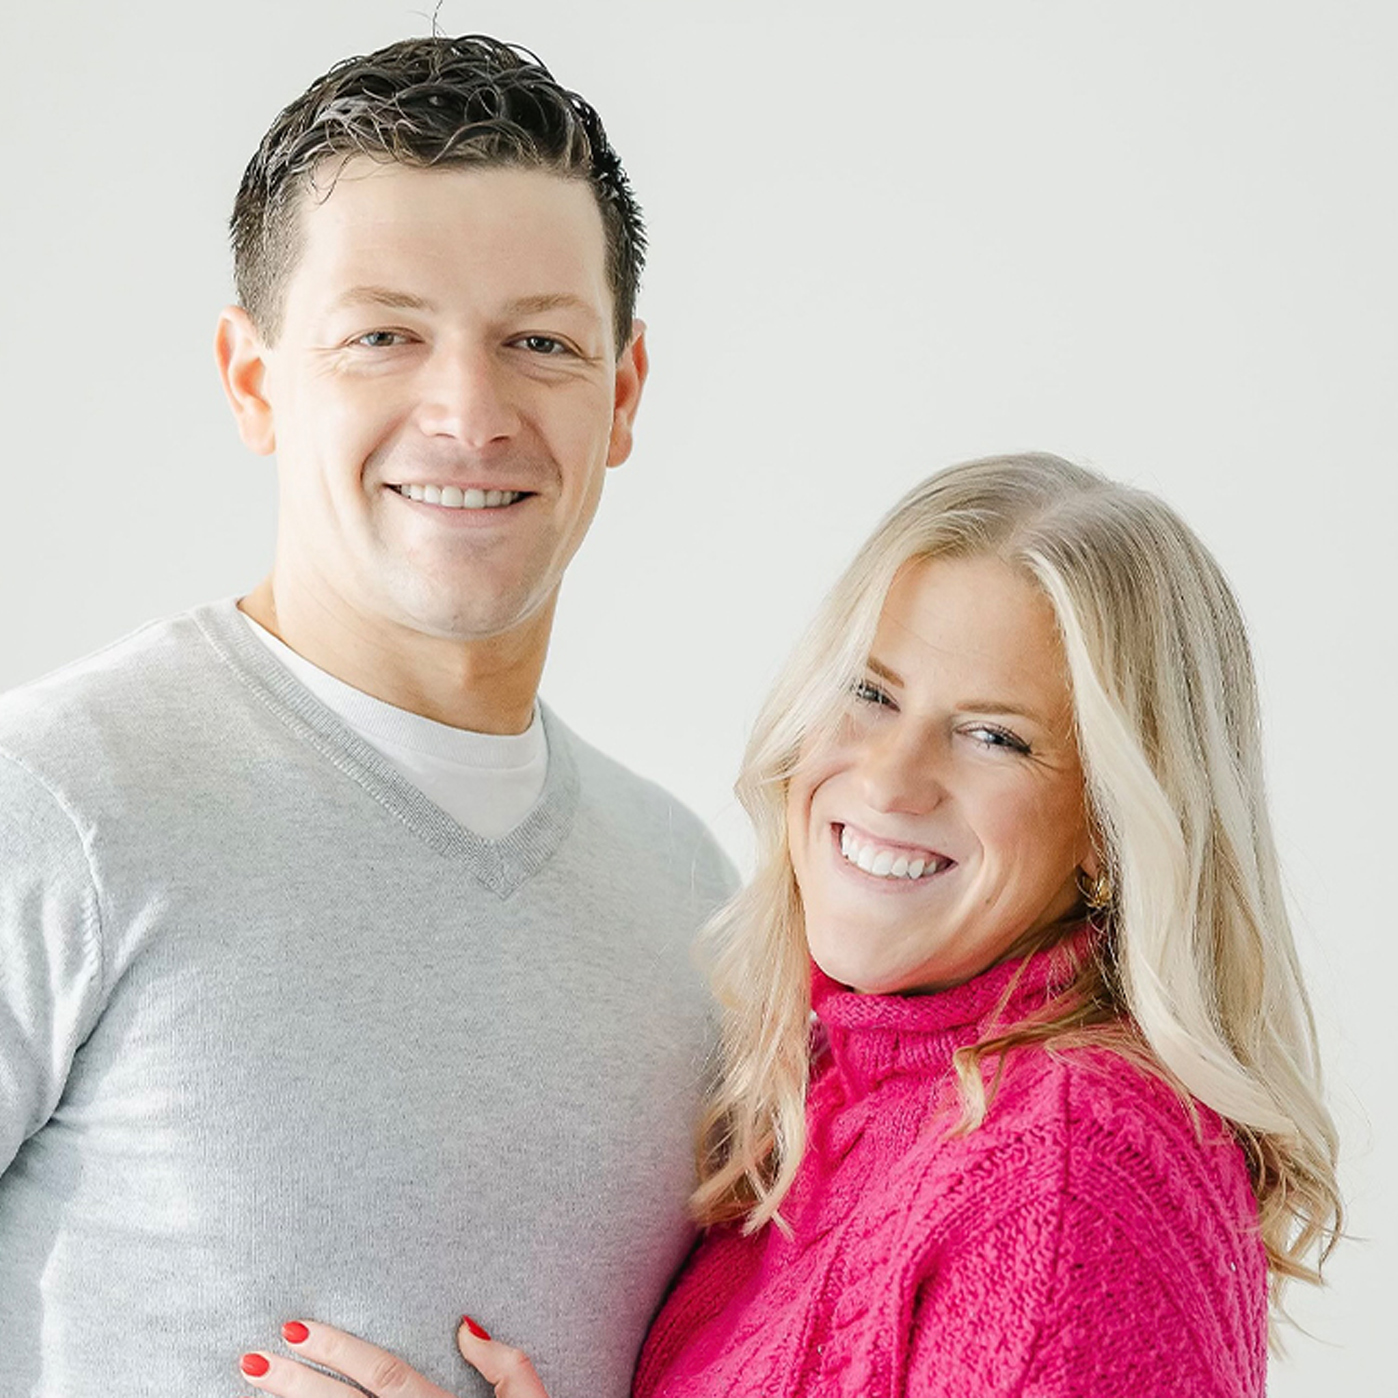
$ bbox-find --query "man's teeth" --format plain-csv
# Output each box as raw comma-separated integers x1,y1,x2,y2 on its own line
839,826,945,880
399,485,524,509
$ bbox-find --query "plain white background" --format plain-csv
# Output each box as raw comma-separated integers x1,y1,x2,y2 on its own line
2,1,1392,1390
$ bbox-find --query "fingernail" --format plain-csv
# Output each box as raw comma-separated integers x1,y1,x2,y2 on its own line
282,1320,310,1345
240,1353,271,1378
461,1314,491,1341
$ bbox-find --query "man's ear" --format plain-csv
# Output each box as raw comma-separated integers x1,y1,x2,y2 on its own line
215,306,276,456
605,319,649,468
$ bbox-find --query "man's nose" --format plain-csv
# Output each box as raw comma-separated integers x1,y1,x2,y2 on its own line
857,723,949,817
416,345,522,448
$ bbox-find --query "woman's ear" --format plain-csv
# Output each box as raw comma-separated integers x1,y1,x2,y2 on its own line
1077,850,1113,912
215,306,277,456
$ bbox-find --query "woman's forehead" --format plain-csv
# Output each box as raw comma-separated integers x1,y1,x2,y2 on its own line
872,557,1074,718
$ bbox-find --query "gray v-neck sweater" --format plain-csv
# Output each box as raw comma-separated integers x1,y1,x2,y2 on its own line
0,600,736,1398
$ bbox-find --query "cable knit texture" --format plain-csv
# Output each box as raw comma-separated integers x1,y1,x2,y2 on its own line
634,938,1267,1397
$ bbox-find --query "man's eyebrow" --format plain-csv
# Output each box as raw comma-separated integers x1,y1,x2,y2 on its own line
330,286,436,313
327,288,601,322
502,292,601,320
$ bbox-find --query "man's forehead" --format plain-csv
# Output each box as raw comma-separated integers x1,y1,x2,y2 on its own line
299,156,602,235
286,160,612,314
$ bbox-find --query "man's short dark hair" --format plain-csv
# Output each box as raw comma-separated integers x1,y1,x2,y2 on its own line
231,34,645,354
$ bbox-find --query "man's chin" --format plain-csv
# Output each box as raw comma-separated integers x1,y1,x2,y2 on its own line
385,585,557,648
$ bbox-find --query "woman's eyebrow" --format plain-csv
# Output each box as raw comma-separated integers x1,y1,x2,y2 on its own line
866,656,903,687
867,654,1055,725
955,698,1046,722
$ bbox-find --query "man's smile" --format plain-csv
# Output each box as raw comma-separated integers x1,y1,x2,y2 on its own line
386,483,532,510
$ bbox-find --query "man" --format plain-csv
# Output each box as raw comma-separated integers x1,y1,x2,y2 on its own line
0,36,734,1398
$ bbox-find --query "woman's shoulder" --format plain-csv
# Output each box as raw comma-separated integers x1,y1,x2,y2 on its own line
808,1040,1268,1396
876,1041,1269,1393
1023,1041,1250,1187
896,1038,1260,1254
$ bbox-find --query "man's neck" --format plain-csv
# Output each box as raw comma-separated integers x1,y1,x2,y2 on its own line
238,578,549,736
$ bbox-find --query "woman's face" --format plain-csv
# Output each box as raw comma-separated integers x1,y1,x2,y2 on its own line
787,553,1096,995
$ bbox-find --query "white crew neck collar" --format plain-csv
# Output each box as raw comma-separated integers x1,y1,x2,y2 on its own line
239,611,545,770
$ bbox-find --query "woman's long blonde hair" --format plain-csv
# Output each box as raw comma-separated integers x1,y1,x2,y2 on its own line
692,453,1341,1321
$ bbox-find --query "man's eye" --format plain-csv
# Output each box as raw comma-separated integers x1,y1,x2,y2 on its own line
353,330,407,348
516,334,571,356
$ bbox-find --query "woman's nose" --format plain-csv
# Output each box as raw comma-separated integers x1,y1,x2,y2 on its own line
857,722,948,817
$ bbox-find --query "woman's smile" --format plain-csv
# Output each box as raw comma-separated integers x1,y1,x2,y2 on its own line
831,822,955,883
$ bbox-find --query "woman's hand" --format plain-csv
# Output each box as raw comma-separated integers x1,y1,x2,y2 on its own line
237,1317,548,1398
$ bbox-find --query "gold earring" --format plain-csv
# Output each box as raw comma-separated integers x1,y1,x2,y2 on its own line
1079,867,1113,911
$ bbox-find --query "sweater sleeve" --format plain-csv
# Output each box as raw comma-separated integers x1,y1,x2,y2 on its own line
903,1157,1258,1398
0,751,105,1175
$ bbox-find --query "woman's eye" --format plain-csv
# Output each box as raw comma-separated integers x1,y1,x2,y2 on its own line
968,725,1030,754
851,680,892,707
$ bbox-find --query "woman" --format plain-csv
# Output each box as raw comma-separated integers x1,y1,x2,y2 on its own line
236,454,1341,1396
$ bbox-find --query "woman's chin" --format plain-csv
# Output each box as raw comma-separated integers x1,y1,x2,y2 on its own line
810,942,937,997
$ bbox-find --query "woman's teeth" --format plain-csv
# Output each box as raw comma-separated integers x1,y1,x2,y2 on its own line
398,485,524,509
839,826,946,880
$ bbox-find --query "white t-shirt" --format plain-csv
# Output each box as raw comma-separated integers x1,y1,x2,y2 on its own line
241,613,547,839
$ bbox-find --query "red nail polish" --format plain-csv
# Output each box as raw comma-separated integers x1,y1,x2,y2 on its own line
240,1353,271,1378
461,1314,491,1341
282,1320,310,1345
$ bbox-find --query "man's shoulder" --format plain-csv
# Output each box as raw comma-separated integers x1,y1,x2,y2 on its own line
0,604,229,772
544,708,740,896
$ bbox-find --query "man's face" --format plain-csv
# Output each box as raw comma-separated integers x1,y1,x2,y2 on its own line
230,160,644,645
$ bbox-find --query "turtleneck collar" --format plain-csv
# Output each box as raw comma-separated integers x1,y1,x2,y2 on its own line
810,925,1096,1098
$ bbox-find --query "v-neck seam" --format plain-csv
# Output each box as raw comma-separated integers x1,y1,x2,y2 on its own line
190,599,579,899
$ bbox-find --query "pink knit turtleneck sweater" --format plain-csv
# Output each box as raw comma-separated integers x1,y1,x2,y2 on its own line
634,941,1267,1397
